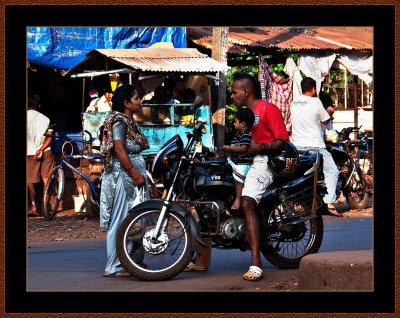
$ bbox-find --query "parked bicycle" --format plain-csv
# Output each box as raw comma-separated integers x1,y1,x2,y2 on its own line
42,130,158,221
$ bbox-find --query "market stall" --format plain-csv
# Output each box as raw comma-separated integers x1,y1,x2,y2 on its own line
58,47,228,160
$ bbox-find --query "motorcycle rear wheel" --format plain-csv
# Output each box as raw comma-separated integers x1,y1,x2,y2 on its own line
116,209,193,281
261,200,324,269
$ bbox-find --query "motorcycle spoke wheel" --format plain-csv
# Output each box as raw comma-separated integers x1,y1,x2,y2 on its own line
116,210,193,281
346,177,369,210
261,200,323,269
42,168,64,221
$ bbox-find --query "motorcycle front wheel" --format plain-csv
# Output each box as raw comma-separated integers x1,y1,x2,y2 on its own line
260,199,324,269
345,176,369,210
116,209,193,281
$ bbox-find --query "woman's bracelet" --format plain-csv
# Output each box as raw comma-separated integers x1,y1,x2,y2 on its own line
126,164,134,171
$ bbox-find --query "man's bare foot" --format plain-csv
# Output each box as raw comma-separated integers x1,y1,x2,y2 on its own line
231,200,241,210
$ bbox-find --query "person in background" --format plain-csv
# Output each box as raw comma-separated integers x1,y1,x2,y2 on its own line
319,91,335,131
87,87,112,112
319,91,339,143
230,73,289,281
27,94,56,217
221,107,255,211
100,84,150,277
290,77,341,217
145,85,172,122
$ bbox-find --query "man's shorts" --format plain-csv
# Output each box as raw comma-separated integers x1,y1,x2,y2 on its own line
242,154,274,205
227,157,251,184
27,150,55,184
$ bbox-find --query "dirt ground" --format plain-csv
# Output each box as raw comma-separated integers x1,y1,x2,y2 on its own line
27,195,372,291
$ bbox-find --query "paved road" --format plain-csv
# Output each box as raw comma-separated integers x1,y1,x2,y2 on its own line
27,215,372,291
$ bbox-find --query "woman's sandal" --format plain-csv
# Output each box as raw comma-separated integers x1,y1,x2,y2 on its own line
183,261,208,272
103,270,132,278
242,266,264,281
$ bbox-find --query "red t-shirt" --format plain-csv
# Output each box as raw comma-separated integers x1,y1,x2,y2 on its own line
250,100,289,143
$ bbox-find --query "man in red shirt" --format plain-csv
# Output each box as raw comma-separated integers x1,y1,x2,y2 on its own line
230,73,289,281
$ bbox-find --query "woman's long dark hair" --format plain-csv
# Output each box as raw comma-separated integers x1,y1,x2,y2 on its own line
111,84,139,113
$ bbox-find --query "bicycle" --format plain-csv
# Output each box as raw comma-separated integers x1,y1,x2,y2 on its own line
42,130,158,221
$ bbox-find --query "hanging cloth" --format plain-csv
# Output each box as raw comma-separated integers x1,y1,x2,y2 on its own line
258,54,293,133
333,51,373,85
284,56,303,101
297,53,337,93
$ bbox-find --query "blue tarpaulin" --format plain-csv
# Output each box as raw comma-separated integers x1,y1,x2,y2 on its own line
27,27,187,70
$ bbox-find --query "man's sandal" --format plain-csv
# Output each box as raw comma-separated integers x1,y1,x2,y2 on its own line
243,266,264,281
103,270,132,278
327,203,343,217
183,261,208,272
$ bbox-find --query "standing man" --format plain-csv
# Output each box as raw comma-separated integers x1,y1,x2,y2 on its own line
230,73,289,281
27,94,56,217
86,87,112,112
290,77,341,217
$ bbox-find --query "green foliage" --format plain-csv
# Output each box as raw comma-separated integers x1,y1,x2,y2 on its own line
225,61,287,133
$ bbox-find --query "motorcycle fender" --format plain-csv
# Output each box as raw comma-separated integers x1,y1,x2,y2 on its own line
128,199,207,248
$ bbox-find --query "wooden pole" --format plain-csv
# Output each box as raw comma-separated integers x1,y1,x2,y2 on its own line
361,79,364,108
344,69,347,109
211,27,229,149
353,75,359,138
81,77,86,113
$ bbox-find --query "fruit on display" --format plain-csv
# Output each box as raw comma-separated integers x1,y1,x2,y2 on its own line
180,115,195,125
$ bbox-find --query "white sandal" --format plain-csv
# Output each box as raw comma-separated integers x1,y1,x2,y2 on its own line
243,265,264,281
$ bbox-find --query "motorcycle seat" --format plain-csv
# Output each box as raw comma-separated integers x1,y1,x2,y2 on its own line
192,157,227,166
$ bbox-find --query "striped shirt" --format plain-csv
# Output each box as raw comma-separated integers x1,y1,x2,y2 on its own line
230,130,254,165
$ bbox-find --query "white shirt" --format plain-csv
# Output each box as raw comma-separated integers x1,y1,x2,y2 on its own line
27,110,52,155
290,95,330,149
86,95,112,112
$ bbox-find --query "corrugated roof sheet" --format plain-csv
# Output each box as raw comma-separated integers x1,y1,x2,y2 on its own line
67,48,229,75
188,27,373,53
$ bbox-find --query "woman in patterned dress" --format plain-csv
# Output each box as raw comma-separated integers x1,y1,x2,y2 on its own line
99,84,150,277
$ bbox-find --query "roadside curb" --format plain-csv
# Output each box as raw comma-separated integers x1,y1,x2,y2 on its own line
298,249,373,291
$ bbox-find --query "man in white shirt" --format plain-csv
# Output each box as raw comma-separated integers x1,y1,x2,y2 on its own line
86,88,112,112
290,77,341,217
27,94,55,217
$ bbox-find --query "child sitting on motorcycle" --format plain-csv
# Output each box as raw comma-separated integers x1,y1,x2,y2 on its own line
221,107,255,210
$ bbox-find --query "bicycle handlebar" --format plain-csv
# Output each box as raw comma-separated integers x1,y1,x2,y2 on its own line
63,154,102,160
44,130,94,145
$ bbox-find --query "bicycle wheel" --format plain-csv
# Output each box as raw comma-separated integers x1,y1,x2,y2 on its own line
83,181,99,218
43,168,64,220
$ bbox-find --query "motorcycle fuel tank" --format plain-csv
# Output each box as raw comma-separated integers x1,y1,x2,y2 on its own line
193,174,235,198
190,162,235,199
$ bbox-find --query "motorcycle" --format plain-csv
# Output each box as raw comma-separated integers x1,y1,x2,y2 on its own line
326,126,372,210
339,126,373,194
116,122,328,281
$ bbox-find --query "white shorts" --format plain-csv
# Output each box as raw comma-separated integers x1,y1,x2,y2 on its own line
227,157,251,184
242,154,274,205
